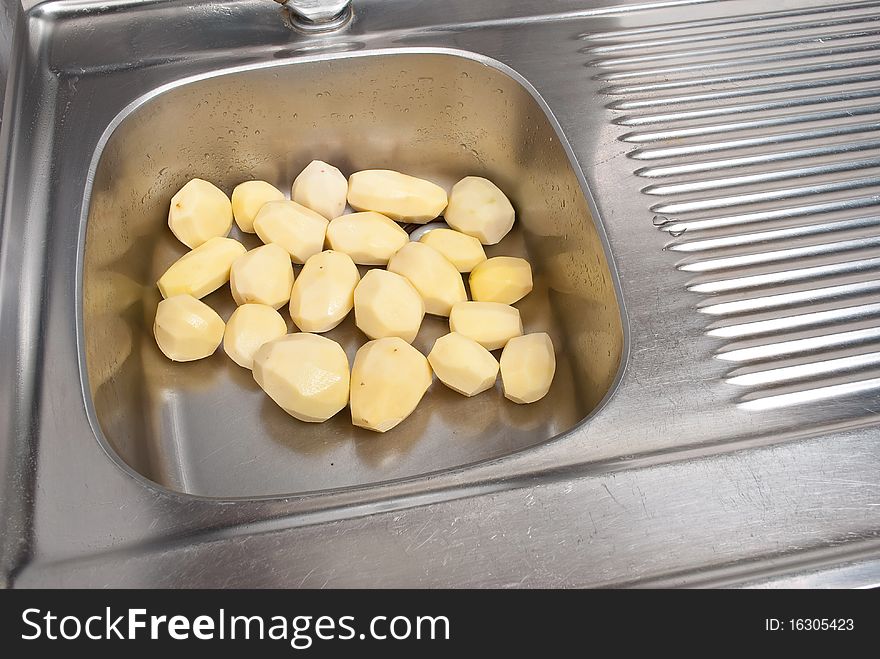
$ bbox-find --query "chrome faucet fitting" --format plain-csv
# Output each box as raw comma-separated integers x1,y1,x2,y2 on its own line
273,0,352,27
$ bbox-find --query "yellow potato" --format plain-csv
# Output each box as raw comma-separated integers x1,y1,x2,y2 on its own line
350,337,433,433
229,243,295,309
500,332,556,404
231,180,284,233
354,269,425,343
418,228,486,272
157,236,246,299
253,333,350,422
291,160,348,220
347,169,447,223
168,178,233,248
428,332,499,397
253,199,328,264
448,301,522,350
326,212,409,265
154,294,224,362
387,242,466,316
469,256,533,304
444,176,515,245
223,304,287,369
289,250,360,332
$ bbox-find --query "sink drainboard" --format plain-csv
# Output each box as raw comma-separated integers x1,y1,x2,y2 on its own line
587,0,880,413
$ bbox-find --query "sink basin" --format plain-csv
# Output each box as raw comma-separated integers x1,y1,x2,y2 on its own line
83,50,624,496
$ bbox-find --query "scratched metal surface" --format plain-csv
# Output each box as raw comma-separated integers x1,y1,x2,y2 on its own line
0,0,878,587
81,50,624,497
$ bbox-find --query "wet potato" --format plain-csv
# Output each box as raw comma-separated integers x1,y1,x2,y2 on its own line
154,169,554,433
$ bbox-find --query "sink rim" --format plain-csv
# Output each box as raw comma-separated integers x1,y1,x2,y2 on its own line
75,45,631,503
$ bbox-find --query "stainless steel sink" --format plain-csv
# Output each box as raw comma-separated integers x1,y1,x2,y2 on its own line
1,0,878,587
84,50,624,496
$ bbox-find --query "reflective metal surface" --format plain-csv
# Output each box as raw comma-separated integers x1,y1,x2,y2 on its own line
590,4,880,414
84,51,623,496
274,0,352,27
1,0,878,587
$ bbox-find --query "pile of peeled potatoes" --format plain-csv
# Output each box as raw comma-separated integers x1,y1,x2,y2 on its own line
153,161,556,433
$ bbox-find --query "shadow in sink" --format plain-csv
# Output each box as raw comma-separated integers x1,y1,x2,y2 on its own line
82,49,625,497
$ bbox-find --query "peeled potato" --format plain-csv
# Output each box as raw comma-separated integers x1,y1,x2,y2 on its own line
168,178,233,248
428,332,499,397
350,337,433,433
444,176,515,245
387,242,466,316
354,269,425,343
326,212,409,265
157,236,246,299
449,301,522,350
253,333,350,422
348,170,447,223
154,294,224,362
230,243,295,309
500,332,556,403
418,228,487,272
289,250,360,332
223,304,287,369
253,199,329,264
469,256,533,304
291,160,348,220
231,180,284,233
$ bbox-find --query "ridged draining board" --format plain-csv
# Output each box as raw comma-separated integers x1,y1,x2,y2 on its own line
587,0,880,413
